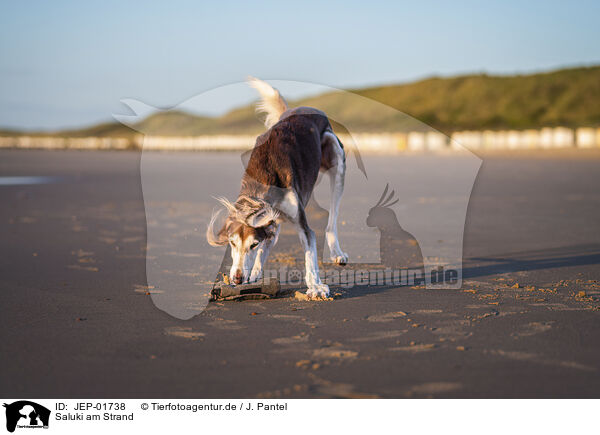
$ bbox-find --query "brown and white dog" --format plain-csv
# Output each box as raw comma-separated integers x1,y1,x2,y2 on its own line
206,78,348,298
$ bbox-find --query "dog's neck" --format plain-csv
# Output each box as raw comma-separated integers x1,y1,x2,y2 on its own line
239,175,288,205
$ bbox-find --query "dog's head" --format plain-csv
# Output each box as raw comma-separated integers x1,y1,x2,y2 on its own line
207,195,279,284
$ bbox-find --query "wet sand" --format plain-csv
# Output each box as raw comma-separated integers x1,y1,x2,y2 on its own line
0,149,599,398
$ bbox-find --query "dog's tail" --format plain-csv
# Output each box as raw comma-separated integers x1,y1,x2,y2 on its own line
247,77,288,129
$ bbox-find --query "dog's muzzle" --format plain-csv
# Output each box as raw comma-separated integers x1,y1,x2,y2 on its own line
233,270,244,285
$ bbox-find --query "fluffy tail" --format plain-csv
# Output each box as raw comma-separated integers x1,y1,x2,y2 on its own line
247,77,288,129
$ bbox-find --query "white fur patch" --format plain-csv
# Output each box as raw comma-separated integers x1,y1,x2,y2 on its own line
277,190,299,219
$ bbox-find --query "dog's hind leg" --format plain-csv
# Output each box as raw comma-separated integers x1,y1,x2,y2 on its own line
295,208,329,298
322,131,348,265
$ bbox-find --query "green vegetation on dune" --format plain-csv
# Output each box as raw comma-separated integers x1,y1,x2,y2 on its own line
351,66,600,132
5,65,600,137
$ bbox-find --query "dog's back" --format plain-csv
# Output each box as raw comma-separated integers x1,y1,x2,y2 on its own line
246,109,332,201
245,79,338,204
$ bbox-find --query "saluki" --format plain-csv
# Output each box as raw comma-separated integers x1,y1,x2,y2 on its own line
207,78,347,298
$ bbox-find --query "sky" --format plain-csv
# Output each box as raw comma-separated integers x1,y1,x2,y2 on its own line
1,0,599,131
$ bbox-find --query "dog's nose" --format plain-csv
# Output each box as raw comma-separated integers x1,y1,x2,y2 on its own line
233,271,243,285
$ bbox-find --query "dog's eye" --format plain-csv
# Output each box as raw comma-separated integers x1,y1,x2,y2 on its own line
230,240,237,248
250,241,259,249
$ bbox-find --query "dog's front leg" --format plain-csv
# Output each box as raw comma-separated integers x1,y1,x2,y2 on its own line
295,210,329,298
249,224,280,283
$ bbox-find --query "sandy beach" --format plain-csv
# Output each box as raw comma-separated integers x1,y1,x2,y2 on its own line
1,149,599,398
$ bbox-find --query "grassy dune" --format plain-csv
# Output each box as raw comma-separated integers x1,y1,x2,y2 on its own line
4,65,599,137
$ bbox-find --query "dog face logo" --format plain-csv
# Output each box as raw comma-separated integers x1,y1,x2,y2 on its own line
3,401,50,432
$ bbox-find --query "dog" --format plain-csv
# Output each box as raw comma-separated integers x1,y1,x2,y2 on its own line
206,78,348,298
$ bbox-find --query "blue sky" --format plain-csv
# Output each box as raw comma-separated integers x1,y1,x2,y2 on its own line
1,0,599,130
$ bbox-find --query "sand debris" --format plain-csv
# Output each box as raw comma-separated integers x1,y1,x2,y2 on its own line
294,291,332,301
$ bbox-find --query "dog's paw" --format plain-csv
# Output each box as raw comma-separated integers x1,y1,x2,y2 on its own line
306,283,330,299
331,253,349,266
248,268,262,284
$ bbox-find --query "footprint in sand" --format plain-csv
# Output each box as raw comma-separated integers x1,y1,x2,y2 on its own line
404,382,462,397
488,349,595,372
389,343,438,353
511,321,554,338
67,264,99,272
68,249,99,272
350,330,407,342
270,314,319,327
272,335,310,345
430,319,472,340
121,236,144,243
306,374,378,398
207,319,245,330
164,326,205,340
270,335,313,357
413,309,445,314
312,347,358,360
530,302,587,311
497,308,527,317
366,311,407,322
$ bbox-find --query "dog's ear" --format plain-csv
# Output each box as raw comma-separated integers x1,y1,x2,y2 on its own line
206,209,229,246
235,195,279,228
246,206,278,228
215,196,237,215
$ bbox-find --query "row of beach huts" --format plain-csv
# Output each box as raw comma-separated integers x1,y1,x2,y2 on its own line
1,127,600,152
341,127,600,152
